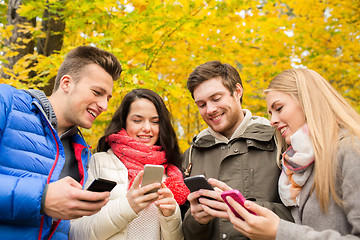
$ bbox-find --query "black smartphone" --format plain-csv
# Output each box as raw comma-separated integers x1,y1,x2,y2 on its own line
184,175,214,192
87,178,117,192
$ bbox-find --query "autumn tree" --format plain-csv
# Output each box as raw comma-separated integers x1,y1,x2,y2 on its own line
0,0,359,151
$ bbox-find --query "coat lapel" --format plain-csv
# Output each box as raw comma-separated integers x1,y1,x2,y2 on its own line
298,166,315,222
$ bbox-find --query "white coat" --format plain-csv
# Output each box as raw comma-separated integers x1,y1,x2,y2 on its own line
70,149,184,240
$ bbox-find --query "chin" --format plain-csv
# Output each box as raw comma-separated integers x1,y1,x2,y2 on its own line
80,122,93,129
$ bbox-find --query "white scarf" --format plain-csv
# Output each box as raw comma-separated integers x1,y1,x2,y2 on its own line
278,124,315,207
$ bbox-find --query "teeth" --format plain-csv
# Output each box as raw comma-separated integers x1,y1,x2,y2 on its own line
212,114,223,120
139,136,151,139
88,110,97,118
280,127,288,135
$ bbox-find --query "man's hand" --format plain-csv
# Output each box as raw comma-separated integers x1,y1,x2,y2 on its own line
188,178,233,224
188,190,214,224
44,176,110,220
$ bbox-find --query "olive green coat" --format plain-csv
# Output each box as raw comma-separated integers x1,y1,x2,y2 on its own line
182,116,292,240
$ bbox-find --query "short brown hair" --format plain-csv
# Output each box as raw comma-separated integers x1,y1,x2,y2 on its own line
187,60,243,102
53,45,122,92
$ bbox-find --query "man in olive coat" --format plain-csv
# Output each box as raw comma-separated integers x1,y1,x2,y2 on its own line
182,61,292,240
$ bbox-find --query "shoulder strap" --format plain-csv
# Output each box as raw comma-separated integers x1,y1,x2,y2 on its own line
184,145,193,177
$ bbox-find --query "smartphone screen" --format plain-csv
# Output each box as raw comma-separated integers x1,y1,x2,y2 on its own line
141,164,164,194
87,178,117,192
221,189,257,220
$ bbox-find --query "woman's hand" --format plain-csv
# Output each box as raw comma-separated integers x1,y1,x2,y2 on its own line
155,183,177,217
226,197,280,240
126,170,161,214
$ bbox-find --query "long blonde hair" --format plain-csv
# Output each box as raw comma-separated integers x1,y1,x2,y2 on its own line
265,68,360,212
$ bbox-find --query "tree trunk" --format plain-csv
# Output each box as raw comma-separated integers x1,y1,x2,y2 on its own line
2,0,36,78
37,1,65,95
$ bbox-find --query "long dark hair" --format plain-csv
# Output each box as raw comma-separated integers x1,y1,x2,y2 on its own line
97,89,182,169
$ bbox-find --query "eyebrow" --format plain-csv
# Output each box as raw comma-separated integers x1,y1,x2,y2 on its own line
270,100,280,109
268,100,280,113
130,114,159,119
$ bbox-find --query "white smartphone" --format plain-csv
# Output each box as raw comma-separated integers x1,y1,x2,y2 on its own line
141,164,164,194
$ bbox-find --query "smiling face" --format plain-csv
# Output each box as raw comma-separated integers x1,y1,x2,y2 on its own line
125,98,160,146
266,91,306,145
193,77,244,138
62,63,114,131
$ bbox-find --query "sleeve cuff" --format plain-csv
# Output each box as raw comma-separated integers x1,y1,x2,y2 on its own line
40,184,49,215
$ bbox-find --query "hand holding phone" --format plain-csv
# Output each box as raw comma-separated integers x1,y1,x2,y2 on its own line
87,178,117,192
141,164,164,194
221,189,257,220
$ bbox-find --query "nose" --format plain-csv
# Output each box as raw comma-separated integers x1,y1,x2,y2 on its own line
270,114,279,127
206,102,217,114
142,121,151,132
98,97,108,113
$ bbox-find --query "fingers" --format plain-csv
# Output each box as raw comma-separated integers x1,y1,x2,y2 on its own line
190,202,214,224
157,184,173,198
78,188,111,202
187,191,201,204
227,208,248,235
62,176,83,189
128,182,161,200
127,181,161,214
69,198,110,219
198,188,222,201
243,200,263,216
199,197,229,220
130,170,144,189
207,178,233,191
44,178,110,220
227,197,251,220
155,193,177,217
227,198,280,239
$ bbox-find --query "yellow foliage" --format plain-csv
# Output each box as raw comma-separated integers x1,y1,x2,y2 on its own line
1,0,359,152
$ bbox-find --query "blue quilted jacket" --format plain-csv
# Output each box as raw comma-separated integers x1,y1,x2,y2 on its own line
0,84,90,240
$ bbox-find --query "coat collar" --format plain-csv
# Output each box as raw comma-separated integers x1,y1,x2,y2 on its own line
192,123,275,148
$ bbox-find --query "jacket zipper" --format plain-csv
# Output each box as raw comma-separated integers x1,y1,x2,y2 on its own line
32,101,60,240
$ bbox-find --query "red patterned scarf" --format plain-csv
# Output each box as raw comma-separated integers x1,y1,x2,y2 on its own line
106,129,189,205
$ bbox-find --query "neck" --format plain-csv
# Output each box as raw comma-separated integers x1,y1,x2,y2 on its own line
224,110,245,138
49,94,73,136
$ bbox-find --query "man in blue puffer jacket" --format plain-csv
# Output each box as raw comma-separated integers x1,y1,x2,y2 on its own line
0,46,122,239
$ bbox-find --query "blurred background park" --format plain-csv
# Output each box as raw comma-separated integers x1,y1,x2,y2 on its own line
0,0,359,151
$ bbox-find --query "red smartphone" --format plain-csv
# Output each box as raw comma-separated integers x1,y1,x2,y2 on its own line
221,189,257,220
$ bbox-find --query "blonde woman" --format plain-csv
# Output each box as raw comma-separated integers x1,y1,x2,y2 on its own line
224,69,360,239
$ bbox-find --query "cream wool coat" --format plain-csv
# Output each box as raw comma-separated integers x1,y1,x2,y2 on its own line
70,149,183,240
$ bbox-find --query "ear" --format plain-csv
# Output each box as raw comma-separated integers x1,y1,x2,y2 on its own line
59,75,73,93
234,83,243,101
